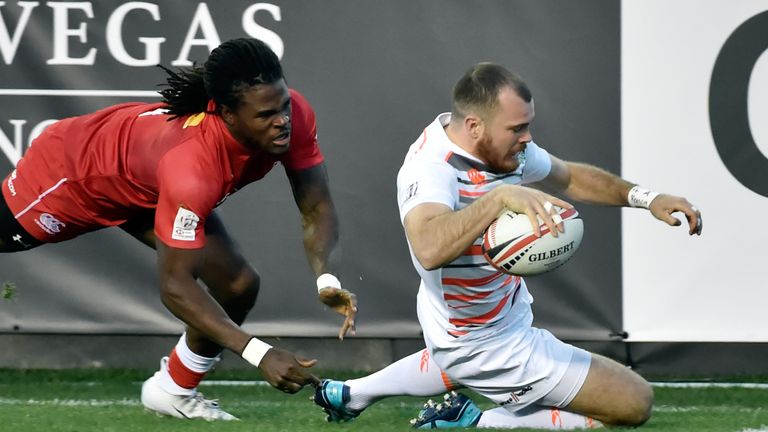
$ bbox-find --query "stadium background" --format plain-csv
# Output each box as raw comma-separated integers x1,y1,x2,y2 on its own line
0,0,765,376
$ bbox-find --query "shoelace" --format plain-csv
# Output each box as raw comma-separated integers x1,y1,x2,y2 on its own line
191,393,220,408
177,393,231,418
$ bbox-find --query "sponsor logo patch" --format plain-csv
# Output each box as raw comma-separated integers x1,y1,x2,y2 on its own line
11,234,31,249
35,212,65,235
499,385,533,406
467,168,486,184
7,170,17,196
172,207,200,241
403,181,419,204
419,349,430,373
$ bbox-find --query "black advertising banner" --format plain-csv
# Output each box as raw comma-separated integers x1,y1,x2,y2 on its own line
0,1,621,339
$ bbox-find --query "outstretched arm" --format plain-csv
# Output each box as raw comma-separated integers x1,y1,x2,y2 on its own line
156,243,249,353
156,242,319,393
533,155,702,235
287,162,357,339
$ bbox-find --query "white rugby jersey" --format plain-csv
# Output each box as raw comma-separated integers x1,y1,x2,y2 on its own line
397,113,552,343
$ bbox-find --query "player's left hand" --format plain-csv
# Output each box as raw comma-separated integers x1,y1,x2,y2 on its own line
259,347,320,393
648,194,703,235
318,287,357,340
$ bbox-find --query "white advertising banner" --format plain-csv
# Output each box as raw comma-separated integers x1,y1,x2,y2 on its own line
622,0,768,341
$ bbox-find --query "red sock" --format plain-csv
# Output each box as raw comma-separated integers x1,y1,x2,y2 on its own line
167,348,206,389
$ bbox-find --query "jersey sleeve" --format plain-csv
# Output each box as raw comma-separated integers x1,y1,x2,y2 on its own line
397,159,458,223
154,145,221,249
282,89,324,171
520,141,552,184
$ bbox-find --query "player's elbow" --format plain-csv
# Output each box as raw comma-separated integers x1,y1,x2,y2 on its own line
419,259,441,271
414,247,447,271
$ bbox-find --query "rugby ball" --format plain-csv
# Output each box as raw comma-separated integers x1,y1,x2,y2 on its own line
482,207,583,276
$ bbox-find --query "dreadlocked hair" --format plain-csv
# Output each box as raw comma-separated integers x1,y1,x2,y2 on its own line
157,38,284,119
157,64,208,119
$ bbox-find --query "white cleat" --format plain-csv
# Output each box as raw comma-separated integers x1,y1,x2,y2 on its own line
141,358,238,421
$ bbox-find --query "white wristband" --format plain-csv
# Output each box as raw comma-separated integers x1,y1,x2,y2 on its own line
241,337,272,367
628,186,660,209
316,273,341,293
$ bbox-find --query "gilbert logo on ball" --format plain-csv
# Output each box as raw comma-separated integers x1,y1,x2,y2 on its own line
482,207,583,276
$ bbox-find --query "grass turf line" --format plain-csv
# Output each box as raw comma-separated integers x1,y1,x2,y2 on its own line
0,369,767,431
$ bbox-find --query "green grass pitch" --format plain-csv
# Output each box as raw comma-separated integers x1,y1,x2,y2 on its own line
1,369,767,431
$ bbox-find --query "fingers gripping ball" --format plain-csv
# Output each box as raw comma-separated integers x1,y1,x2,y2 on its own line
482,207,583,276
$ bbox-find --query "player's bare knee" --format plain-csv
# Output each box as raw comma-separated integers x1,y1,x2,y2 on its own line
230,265,260,306
616,380,653,426
633,381,654,425
595,372,653,426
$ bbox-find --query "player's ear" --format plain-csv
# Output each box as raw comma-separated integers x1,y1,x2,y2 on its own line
220,105,235,126
466,115,483,140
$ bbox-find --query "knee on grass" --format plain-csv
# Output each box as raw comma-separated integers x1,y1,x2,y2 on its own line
606,382,654,426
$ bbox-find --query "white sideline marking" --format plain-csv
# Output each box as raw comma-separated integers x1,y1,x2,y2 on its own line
71,380,768,389
0,397,141,407
655,405,764,413
2,381,766,408
208,380,768,389
0,398,299,408
740,427,768,432
651,382,768,389
199,380,271,386
0,398,765,415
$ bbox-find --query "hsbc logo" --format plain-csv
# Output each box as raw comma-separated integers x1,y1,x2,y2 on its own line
171,207,199,241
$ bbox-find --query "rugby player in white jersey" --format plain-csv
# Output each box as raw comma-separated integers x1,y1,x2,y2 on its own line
314,63,702,429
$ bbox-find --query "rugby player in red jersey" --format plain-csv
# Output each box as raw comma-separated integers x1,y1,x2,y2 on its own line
0,38,357,420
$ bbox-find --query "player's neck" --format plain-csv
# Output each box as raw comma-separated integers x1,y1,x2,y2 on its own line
445,123,481,160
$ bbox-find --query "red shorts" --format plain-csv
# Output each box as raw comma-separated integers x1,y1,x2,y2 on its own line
1,166,99,243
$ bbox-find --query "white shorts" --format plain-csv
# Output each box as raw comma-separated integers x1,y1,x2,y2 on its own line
427,326,591,413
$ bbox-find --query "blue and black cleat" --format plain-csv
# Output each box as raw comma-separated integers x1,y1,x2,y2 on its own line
410,391,482,429
313,379,363,422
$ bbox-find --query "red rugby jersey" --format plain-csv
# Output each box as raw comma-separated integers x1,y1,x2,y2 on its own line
8,89,323,248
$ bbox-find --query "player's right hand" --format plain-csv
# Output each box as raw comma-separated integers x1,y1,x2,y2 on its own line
496,185,573,238
648,194,703,235
259,347,320,393
318,287,358,340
